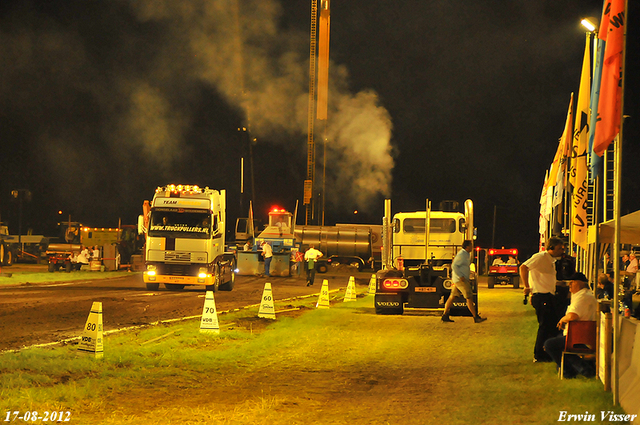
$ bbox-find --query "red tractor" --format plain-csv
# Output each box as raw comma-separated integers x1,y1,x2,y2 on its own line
487,248,520,288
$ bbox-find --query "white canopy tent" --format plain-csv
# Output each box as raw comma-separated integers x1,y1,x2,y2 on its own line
599,210,640,244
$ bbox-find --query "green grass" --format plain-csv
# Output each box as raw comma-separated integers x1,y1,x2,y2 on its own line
0,286,628,425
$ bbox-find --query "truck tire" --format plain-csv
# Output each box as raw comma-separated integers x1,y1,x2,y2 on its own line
317,262,328,273
146,282,160,290
65,262,72,273
165,284,185,290
219,259,236,291
488,276,495,289
4,249,13,266
48,262,56,272
512,276,520,289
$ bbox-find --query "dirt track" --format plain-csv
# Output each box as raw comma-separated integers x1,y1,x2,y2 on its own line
0,266,372,352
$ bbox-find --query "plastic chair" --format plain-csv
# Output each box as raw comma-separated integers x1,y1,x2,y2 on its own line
560,320,597,380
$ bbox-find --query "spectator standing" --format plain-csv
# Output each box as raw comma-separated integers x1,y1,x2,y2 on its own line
304,245,323,287
519,236,565,363
261,241,273,277
292,248,304,278
92,246,100,261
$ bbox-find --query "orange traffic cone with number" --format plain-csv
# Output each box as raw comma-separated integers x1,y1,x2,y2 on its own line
78,301,104,359
344,276,357,302
367,274,376,295
258,282,276,319
200,291,220,334
316,279,330,309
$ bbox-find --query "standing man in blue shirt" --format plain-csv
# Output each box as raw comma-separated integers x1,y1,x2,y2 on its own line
441,240,487,323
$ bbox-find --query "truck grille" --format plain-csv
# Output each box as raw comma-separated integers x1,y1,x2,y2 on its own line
165,264,191,276
164,252,191,262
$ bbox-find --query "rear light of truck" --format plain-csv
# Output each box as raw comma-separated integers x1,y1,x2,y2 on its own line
383,278,408,290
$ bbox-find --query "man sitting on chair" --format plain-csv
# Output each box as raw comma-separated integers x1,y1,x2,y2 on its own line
543,272,597,379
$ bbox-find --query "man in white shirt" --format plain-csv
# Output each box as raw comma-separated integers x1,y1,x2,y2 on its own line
261,241,273,277
304,245,323,287
519,236,565,362
622,252,638,289
76,246,90,270
543,272,597,378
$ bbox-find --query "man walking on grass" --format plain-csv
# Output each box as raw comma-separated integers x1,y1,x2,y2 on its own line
441,240,486,323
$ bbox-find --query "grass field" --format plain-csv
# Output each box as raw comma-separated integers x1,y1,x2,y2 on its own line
0,285,628,424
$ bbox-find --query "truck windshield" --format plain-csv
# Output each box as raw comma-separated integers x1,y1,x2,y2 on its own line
148,209,214,239
269,213,290,228
402,218,456,234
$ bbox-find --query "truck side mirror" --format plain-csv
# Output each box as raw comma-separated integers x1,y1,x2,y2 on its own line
137,215,145,235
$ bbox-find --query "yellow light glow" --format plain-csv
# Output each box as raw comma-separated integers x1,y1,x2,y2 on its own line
581,18,596,32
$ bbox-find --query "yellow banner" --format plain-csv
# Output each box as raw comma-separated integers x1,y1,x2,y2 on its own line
571,35,591,250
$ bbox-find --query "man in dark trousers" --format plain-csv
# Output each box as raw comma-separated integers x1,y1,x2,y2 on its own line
520,237,565,363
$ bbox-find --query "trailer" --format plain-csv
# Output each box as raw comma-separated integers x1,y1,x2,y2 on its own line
294,224,380,272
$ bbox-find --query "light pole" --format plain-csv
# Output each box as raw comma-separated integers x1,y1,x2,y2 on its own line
11,189,32,247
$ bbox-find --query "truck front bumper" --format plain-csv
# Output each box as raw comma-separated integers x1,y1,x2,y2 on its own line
143,272,213,286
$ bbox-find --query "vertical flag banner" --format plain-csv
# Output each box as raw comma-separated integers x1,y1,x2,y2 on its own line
552,93,574,210
593,0,625,156
540,170,549,236
572,35,591,250
588,36,605,180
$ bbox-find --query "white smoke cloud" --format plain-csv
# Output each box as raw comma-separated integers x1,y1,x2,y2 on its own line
0,0,394,218
129,0,394,211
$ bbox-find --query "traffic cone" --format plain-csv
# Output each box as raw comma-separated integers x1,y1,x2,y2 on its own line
344,276,357,302
258,282,276,320
367,274,376,295
200,291,220,334
78,301,104,359
316,279,330,309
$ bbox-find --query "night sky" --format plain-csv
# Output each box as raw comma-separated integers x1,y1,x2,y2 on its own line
0,0,638,260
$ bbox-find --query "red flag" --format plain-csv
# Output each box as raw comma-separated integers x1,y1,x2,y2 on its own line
593,0,625,156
